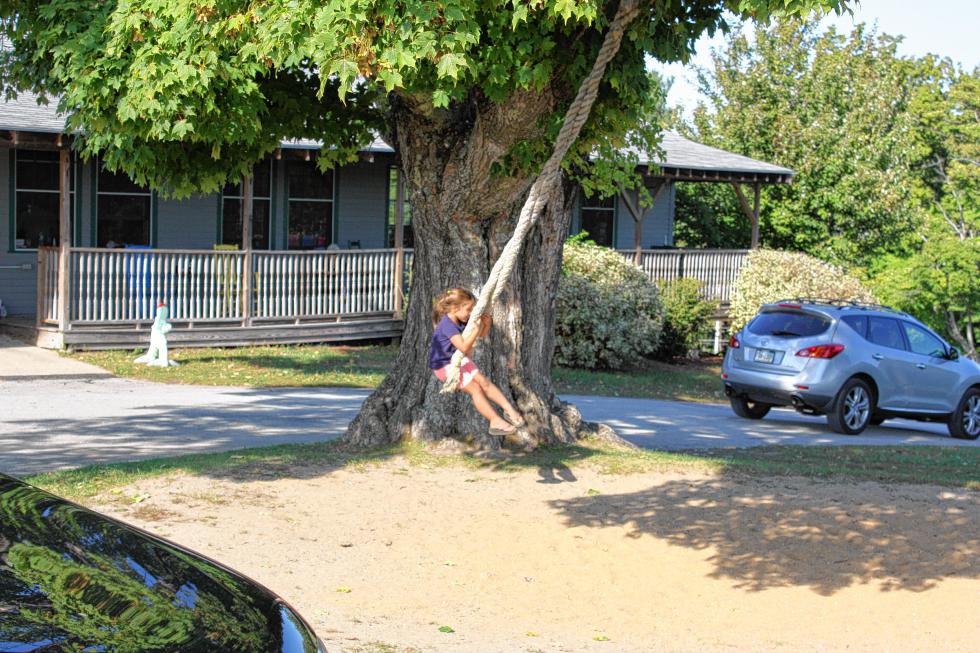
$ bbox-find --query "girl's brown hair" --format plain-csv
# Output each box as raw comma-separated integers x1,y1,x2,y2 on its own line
432,287,475,326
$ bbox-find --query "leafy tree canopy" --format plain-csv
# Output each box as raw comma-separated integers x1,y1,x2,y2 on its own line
1,0,846,197
679,19,922,263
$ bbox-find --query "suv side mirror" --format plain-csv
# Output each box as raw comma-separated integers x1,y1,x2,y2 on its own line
946,347,960,361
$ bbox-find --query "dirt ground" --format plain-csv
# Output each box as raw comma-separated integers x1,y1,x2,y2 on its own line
91,459,980,653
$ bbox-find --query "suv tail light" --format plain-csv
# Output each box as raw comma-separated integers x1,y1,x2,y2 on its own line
729,334,740,349
796,344,845,359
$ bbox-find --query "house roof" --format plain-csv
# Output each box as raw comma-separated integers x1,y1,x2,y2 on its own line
0,93,397,153
0,93,789,181
0,90,67,133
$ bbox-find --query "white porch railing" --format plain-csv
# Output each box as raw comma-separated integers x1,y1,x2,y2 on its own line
253,249,399,320
68,249,245,323
36,247,61,325
42,247,744,330
55,247,414,326
617,249,749,304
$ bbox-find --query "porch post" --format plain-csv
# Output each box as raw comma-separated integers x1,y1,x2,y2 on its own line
57,148,71,335
241,173,253,326
393,167,406,318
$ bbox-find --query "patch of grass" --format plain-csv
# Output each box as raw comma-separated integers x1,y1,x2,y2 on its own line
70,344,724,402
25,438,980,504
69,344,397,388
552,357,725,403
24,440,399,501
129,504,179,522
341,643,422,653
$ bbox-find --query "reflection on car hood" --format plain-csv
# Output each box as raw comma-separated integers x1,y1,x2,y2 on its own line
0,473,322,653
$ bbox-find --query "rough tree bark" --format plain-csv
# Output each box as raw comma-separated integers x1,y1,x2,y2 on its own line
343,89,601,450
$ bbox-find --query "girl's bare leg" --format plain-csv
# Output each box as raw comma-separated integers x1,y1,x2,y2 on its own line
462,382,512,430
474,373,523,423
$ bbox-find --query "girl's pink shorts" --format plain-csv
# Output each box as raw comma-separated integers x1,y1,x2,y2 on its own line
433,356,479,389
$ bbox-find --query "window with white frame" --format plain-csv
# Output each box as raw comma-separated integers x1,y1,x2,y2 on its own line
13,150,74,250
96,163,152,248
386,166,413,248
286,159,334,250
579,193,616,247
221,158,272,249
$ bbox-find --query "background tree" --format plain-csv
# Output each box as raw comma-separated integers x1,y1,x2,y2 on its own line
678,19,921,264
1,0,847,448
872,63,979,359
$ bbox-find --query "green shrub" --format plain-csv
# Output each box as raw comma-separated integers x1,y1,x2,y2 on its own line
555,239,664,369
730,249,875,331
654,278,718,360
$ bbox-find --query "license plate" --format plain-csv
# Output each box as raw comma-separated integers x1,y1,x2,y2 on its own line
754,349,776,364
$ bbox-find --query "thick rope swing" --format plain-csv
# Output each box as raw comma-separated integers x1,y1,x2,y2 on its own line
441,0,641,393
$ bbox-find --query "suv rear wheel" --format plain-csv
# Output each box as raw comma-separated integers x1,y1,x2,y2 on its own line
827,378,873,435
948,388,980,440
729,396,771,420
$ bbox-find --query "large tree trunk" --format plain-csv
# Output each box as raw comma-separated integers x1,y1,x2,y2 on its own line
343,91,595,450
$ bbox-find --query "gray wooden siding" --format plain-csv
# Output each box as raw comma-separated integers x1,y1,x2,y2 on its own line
0,151,39,315
0,152,682,317
156,194,219,249
334,158,390,248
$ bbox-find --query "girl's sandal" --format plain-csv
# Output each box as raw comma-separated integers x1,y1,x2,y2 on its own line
488,424,516,437
504,414,526,428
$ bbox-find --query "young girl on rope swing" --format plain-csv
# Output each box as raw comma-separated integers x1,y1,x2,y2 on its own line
429,288,525,436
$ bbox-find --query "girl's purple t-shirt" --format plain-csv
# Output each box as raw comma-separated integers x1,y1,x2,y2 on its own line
429,315,465,369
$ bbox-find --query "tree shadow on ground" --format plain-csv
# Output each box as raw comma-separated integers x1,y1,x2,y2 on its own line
548,474,979,596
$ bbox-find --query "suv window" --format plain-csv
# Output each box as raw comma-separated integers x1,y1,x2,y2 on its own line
841,315,868,337
748,310,830,337
902,322,946,358
867,317,906,350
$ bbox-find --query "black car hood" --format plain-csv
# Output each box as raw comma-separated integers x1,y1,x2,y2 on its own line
0,473,321,653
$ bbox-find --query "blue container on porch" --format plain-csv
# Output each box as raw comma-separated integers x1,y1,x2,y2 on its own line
124,245,153,321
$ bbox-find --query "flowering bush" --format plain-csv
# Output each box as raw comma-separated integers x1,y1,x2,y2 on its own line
653,278,718,360
555,238,664,369
730,249,875,331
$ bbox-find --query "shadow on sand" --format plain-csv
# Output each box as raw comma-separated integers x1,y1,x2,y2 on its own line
548,474,979,595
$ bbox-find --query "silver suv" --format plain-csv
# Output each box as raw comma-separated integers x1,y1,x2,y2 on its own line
722,300,980,438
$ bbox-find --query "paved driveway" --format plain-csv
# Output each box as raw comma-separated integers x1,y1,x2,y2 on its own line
1,378,975,475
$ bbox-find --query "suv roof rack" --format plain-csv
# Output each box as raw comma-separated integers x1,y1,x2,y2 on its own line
773,298,910,317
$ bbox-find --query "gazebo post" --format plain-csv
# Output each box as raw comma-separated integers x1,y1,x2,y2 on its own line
241,173,253,326
620,179,664,265
57,147,71,336
731,182,761,249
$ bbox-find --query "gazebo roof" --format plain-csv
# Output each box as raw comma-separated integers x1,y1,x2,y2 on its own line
627,130,793,184
0,94,791,182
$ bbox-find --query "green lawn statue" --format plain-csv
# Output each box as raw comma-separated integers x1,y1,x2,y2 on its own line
135,302,178,367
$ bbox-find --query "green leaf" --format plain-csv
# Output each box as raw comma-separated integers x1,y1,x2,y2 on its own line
436,53,464,80
432,89,450,108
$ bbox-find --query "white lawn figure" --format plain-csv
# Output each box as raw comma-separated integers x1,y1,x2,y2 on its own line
135,302,178,367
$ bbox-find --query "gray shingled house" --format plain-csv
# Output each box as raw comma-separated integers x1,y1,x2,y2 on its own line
0,92,791,349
